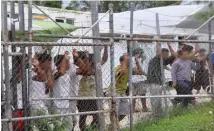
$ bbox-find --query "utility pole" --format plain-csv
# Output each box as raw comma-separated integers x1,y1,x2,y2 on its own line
128,3,134,131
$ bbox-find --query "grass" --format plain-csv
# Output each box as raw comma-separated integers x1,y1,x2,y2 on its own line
123,102,214,131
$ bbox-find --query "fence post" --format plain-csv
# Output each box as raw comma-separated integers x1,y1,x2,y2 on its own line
18,1,28,130
208,21,214,100
129,2,134,131
90,1,105,131
2,1,13,131
155,13,166,118
10,1,19,130
28,0,33,130
109,3,117,131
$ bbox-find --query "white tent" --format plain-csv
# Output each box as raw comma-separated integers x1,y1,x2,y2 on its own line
98,4,205,36
173,3,214,34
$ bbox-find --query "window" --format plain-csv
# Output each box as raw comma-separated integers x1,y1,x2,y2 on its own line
55,19,64,23
66,18,75,25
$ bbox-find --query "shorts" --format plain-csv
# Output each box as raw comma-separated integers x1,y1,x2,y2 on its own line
194,69,209,90
133,81,147,96
77,100,98,112
116,93,129,115
105,93,129,116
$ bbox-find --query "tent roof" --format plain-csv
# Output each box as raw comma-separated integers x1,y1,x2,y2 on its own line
98,4,204,35
169,4,214,34
57,5,207,44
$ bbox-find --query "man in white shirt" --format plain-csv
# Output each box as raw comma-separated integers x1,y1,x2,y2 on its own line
30,53,54,130
53,52,78,131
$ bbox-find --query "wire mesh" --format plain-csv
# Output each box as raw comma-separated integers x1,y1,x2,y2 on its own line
1,37,214,131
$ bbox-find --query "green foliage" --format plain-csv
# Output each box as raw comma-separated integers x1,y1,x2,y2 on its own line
85,125,99,131
33,110,68,131
66,1,181,13
154,1,182,7
194,1,214,21
123,102,214,131
39,1,62,8
195,8,214,21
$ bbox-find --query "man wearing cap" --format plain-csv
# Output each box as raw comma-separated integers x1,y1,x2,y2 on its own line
131,47,148,112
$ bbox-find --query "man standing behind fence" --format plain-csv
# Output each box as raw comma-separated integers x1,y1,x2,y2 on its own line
147,42,175,118
53,52,78,131
194,48,210,94
171,45,200,108
74,46,108,131
30,53,54,130
131,48,148,112
110,53,145,122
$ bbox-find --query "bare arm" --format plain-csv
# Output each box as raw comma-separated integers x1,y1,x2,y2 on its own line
101,46,108,65
167,42,176,57
72,49,88,74
194,43,200,55
46,69,54,88
134,56,147,76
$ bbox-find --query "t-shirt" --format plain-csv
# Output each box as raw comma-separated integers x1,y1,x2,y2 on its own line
115,65,129,95
147,56,174,85
132,57,146,83
30,80,49,109
171,59,199,85
107,65,137,95
53,64,77,109
78,76,96,97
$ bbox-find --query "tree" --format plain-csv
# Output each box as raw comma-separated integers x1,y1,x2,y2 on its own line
66,1,181,12
154,1,181,7
33,0,62,8
194,2,214,21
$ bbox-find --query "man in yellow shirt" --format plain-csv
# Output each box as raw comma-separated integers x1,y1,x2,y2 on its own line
114,53,145,121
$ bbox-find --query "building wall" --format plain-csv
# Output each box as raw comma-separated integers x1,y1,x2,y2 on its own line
6,2,91,28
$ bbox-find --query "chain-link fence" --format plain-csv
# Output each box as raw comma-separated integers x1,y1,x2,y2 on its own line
2,1,214,131
2,38,214,131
